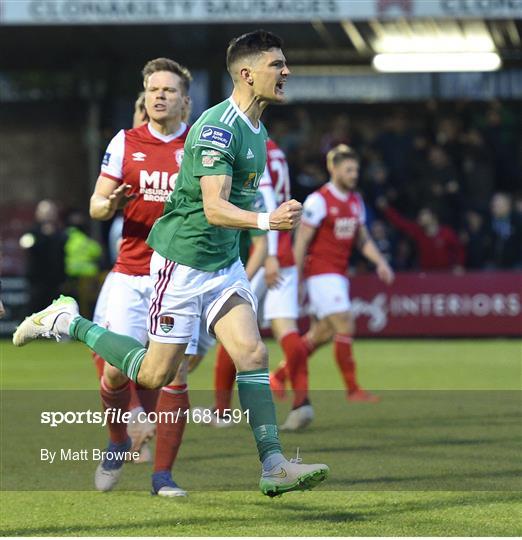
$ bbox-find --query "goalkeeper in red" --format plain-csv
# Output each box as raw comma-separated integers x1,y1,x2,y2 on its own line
14,30,328,497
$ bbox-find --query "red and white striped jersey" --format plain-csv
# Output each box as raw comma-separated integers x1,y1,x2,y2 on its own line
302,182,366,278
100,122,188,276
259,139,294,267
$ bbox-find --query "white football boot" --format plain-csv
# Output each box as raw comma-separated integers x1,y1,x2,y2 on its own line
13,295,79,346
94,438,132,492
259,450,329,497
279,404,314,431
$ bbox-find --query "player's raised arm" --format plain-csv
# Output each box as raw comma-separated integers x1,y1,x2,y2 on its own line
200,173,302,231
357,224,395,284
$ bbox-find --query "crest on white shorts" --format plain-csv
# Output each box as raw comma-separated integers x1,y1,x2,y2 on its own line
159,315,175,333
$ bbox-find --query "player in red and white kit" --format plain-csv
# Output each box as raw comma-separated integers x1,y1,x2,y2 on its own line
293,145,394,401
211,139,312,431
90,58,212,497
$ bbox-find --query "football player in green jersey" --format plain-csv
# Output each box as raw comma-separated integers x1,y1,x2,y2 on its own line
14,30,329,497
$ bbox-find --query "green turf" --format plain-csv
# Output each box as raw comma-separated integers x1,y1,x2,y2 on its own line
1,338,521,536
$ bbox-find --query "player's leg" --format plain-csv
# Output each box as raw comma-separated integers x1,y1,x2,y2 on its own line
304,315,336,352
14,253,196,389
270,317,334,390
213,296,328,496
213,344,237,418
271,317,314,431
152,318,218,496
151,358,190,497
208,269,328,496
94,273,160,491
324,311,379,403
265,266,311,427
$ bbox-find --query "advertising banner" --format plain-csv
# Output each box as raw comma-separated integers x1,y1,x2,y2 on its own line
2,0,521,26
350,271,522,337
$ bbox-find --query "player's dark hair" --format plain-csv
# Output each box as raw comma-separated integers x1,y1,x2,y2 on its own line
226,30,284,73
327,144,359,169
142,58,192,94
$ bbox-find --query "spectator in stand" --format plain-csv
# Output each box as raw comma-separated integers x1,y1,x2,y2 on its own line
373,109,415,192
377,197,465,272
461,210,492,270
369,220,394,267
320,114,360,156
488,193,522,269
424,145,461,228
479,101,520,193
293,158,327,203
19,199,66,313
460,128,494,214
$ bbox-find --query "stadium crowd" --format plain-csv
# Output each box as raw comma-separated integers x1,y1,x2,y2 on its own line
266,100,522,272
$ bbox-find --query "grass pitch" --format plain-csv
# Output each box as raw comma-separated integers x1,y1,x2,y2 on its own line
1,338,521,536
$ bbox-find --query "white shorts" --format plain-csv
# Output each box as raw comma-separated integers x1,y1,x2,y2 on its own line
93,271,213,356
148,252,257,344
306,273,351,319
250,265,299,322
93,271,152,345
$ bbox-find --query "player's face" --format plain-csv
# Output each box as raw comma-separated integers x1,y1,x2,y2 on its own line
252,48,290,103
144,71,187,125
334,158,359,191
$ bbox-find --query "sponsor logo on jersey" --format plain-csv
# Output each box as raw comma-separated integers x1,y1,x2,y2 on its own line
334,217,358,240
246,148,255,159
199,125,232,148
201,149,222,168
159,315,175,333
102,152,111,166
132,152,147,162
243,172,259,191
174,148,184,166
139,170,178,202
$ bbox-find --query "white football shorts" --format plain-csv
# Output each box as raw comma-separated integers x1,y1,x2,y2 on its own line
148,252,257,344
93,270,212,355
250,265,299,322
306,273,351,319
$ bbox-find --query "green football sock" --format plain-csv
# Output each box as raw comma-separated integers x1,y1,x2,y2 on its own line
69,316,145,382
236,368,282,461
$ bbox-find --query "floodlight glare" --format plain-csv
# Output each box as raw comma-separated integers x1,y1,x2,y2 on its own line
372,52,502,73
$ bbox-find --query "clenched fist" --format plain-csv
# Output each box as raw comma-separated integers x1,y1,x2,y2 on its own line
269,199,302,231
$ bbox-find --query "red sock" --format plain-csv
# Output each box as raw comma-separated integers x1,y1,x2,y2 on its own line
100,377,131,444
134,383,159,414
272,361,287,384
128,382,141,411
302,334,317,355
214,345,236,413
334,334,359,393
154,385,189,473
93,353,105,380
280,331,309,408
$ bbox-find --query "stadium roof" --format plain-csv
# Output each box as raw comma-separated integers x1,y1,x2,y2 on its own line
1,19,521,71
